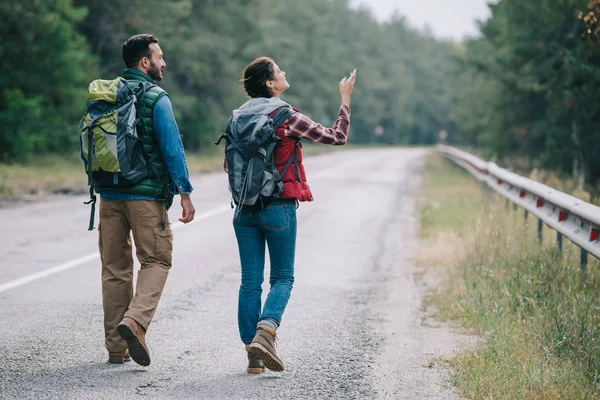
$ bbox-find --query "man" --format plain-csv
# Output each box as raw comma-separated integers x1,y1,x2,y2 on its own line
97,34,195,367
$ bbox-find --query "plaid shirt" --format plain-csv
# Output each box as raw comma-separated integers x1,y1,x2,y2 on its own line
223,105,350,172
285,105,350,145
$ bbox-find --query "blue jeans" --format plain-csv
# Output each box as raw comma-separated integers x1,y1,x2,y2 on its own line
233,200,297,345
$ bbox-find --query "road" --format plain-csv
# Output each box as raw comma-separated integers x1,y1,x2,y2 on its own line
0,148,466,399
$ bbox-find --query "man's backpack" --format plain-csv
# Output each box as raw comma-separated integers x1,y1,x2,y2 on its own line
215,106,296,215
79,77,154,230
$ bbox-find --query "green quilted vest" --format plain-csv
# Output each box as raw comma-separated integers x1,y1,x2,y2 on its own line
95,68,169,199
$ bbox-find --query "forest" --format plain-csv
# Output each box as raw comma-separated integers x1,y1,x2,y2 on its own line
2,0,600,193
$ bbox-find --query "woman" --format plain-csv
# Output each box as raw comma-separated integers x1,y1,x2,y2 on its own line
230,57,357,373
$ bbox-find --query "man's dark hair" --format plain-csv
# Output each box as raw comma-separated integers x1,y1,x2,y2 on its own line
242,57,275,98
122,34,159,68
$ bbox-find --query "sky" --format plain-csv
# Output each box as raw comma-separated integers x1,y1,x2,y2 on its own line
349,0,492,41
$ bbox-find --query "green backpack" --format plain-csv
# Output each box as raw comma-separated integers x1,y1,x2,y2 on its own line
79,77,154,230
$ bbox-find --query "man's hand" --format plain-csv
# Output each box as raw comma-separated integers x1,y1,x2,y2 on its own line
339,69,358,107
179,193,195,223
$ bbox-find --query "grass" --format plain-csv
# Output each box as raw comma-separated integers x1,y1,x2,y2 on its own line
0,151,226,199
0,153,89,197
419,154,600,399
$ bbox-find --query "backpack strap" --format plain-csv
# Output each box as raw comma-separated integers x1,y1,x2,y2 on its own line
132,82,155,104
214,134,227,145
271,107,301,181
131,82,155,137
280,139,302,180
83,122,97,231
270,106,293,130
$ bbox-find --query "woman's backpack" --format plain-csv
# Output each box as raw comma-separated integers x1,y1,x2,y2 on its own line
215,106,296,216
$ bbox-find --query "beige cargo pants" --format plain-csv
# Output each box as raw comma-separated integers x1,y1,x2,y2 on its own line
98,199,173,353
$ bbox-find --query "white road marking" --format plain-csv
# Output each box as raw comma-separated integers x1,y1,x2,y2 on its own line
0,205,232,294
0,161,348,294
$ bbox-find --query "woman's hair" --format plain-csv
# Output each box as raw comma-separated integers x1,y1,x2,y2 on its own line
241,57,275,98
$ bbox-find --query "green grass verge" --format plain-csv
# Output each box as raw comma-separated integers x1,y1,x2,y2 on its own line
419,154,600,399
0,152,226,199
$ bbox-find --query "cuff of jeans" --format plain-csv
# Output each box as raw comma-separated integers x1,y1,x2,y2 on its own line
257,318,279,332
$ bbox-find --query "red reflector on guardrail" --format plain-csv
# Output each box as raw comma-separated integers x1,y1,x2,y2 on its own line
591,228,599,242
559,211,567,222
536,199,544,207
519,190,525,198
497,179,503,184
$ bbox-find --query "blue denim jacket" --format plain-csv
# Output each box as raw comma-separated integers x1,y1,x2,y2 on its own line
101,96,193,201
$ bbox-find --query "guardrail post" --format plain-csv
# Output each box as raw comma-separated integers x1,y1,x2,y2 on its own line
513,203,518,212
524,210,528,221
581,248,588,272
538,218,543,242
480,182,487,195
557,232,563,254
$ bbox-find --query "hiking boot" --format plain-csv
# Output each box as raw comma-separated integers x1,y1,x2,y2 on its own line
248,326,284,372
117,317,151,366
246,347,265,374
108,350,131,364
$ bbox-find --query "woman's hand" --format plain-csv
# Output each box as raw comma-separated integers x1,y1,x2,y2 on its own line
339,69,358,107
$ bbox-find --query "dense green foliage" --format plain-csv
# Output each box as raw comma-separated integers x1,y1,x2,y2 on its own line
452,0,600,194
4,0,600,191
0,0,459,162
0,0,98,161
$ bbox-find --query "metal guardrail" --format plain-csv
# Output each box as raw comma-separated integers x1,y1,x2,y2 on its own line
437,144,600,268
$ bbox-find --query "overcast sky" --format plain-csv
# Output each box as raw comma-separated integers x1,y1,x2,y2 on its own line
349,0,492,41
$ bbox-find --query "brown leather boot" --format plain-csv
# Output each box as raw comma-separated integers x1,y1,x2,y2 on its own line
248,326,284,372
108,349,131,364
117,317,151,366
246,347,265,374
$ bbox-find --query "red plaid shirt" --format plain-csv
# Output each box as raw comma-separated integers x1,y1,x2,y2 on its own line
284,105,351,144
223,105,350,172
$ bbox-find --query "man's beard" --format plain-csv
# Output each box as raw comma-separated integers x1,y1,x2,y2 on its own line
148,61,163,81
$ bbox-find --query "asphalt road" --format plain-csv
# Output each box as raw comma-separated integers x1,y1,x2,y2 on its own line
0,148,466,399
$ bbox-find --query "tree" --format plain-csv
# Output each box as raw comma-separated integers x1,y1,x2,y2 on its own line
0,0,97,161
1,0,469,161
451,0,600,195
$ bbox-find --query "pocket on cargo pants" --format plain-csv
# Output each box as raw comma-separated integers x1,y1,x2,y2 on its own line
152,227,173,268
